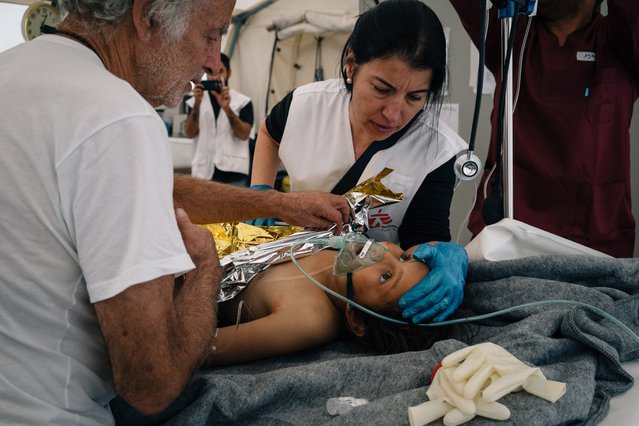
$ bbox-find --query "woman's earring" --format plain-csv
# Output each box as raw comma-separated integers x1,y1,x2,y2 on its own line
346,77,353,84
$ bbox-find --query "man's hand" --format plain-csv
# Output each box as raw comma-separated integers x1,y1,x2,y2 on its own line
398,242,468,323
175,207,219,275
277,191,351,231
93,209,222,415
173,176,351,229
174,207,222,302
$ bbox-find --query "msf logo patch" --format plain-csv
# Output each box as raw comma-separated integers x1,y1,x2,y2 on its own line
369,208,392,228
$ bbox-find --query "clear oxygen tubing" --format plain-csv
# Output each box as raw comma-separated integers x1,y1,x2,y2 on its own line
306,236,348,250
456,178,478,245
288,240,639,345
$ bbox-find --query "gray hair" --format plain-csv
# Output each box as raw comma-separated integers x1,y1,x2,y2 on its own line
58,0,205,39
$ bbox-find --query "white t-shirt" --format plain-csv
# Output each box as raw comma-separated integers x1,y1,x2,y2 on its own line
0,36,194,425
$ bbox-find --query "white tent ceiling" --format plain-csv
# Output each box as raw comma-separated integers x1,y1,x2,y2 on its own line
226,0,359,128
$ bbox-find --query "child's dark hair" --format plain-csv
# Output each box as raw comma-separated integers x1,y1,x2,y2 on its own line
339,0,448,110
346,309,451,355
344,308,473,355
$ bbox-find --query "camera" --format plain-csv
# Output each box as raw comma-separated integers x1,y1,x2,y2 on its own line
201,79,223,93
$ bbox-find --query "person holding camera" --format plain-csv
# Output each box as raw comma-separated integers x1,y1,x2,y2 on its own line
184,53,254,186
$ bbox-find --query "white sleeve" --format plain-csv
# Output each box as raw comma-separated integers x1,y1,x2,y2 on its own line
58,114,195,302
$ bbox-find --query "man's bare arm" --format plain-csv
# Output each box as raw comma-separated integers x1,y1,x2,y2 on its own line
94,209,221,415
173,174,350,229
250,120,282,188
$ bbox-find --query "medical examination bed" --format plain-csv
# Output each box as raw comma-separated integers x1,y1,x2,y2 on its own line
111,254,639,425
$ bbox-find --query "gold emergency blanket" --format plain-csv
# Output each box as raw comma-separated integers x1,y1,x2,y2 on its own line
212,227,337,302
345,167,404,232
205,168,404,302
201,222,302,258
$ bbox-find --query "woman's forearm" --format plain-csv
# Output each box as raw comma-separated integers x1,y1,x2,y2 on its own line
250,120,282,187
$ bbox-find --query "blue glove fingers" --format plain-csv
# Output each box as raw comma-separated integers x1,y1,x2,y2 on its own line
404,286,450,323
407,301,444,323
411,306,443,324
398,242,468,323
430,291,463,323
250,184,273,191
400,272,448,318
245,217,277,227
414,242,468,274
265,218,277,226
435,242,469,276
398,271,439,309
411,243,439,266
408,285,459,324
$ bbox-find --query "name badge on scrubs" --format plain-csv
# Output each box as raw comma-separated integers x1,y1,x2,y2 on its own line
576,51,596,62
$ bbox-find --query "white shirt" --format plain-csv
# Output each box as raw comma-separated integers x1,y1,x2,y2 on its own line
0,36,194,425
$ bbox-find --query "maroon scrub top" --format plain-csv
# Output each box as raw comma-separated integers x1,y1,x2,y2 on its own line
451,0,639,257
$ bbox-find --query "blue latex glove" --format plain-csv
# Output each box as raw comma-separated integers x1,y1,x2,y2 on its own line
244,185,279,226
398,242,468,323
246,217,278,227
249,184,273,190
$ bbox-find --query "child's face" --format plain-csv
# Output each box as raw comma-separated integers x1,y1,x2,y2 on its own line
350,243,429,313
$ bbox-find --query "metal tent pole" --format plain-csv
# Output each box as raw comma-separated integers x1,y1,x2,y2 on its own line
501,17,515,219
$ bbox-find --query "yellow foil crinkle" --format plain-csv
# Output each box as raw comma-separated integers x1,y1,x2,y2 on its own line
201,222,303,257
345,168,404,232
346,167,404,206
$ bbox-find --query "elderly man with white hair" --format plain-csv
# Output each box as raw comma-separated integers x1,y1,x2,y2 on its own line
0,0,349,424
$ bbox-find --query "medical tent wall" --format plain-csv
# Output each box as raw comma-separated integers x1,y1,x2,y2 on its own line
225,0,358,130
224,0,639,256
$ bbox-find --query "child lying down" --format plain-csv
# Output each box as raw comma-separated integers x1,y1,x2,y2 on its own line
206,241,456,366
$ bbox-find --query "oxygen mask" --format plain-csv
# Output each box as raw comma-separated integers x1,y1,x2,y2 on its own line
333,232,387,275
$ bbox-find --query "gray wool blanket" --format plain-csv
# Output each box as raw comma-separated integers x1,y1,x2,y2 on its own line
111,255,639,425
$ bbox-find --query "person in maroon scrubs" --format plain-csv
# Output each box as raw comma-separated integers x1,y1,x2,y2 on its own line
450,0,638,257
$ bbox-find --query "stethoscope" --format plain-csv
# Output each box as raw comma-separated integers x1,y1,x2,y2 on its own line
452,0,537,182
452,0,490,182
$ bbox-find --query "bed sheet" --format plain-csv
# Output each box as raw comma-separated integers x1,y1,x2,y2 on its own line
111,255,639,426
600,359,639,425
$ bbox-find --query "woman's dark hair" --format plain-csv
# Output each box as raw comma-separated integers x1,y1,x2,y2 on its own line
340,0,448,110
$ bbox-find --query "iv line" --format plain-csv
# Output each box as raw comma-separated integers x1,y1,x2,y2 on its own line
212,300,249,355
288,242,639,345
